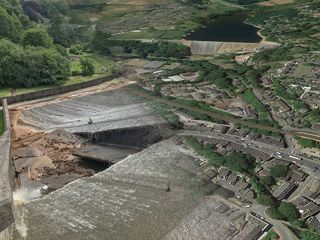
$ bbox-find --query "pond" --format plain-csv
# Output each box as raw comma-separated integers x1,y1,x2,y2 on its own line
186,13,262,43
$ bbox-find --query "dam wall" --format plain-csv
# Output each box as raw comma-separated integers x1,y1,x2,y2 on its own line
187,40,279,56
0,74,119,106
0,99,14,240
190,41,223,55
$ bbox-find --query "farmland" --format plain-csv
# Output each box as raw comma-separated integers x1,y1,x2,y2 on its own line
65,0,239,40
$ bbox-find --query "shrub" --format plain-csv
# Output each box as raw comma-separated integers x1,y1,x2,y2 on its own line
80,58,95,76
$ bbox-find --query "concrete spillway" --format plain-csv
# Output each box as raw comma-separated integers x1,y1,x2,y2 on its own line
20,88,167,134
190,41,223,55
13,138,268,240
13,139,204,240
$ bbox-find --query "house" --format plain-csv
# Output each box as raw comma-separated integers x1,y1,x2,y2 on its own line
308,180,320,203
273,182,296,200
246,132,260,141
295,197,320,220
203,167,218,179
219,167,231,180
227,173,238,185
286,166,308,184
235,180,249,192
239,188,256,202
212,124,230,134
242,148,272,162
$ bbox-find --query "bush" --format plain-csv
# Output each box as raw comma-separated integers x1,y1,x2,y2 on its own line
80,58,95,76
69,45,81,55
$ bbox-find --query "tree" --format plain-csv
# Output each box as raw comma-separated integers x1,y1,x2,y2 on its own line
257,194,275,206
0,7,23,42
91,31,112,54
270,164,289,178
22,27,54,48
0,39,70,88
260,175,276,188
80,58,95,76
249,175,265,194
278,202,299,221
300,229,320,240
224,153,255,173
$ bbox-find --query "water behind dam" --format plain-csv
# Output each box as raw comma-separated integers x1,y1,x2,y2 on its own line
186,13,262,43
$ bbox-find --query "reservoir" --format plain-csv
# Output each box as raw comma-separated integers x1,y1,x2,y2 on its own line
186,13,262,43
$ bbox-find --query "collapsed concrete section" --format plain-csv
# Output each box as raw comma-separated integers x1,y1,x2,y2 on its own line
12,88,171,191
13,139,268,240
73,144,138,164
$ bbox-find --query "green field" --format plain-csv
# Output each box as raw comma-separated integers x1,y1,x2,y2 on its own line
0,55,116,98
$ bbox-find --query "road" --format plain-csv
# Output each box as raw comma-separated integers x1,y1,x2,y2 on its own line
252,205,299,240
129,88,320,142
176,130,320,171
213,187,298,240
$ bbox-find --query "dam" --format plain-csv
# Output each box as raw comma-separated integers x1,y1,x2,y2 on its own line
4,87,271,240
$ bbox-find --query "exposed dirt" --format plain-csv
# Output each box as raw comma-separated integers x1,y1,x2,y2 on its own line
12,128,92,181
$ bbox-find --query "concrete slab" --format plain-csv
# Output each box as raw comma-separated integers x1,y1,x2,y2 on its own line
13,139,205,240
74,144,138,164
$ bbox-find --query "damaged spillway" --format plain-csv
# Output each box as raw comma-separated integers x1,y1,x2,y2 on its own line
10,87,269,240
11,87,172,194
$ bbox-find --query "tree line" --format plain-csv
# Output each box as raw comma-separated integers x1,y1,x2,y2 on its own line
0,0,70,88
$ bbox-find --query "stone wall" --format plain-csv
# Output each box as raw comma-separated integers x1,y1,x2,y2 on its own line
0,75,118,106
0,99,14,240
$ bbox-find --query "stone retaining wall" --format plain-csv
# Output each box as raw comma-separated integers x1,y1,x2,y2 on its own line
0,74,118,106
0,99,14,240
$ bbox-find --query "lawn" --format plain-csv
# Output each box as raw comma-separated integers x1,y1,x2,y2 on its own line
0,55,116,98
